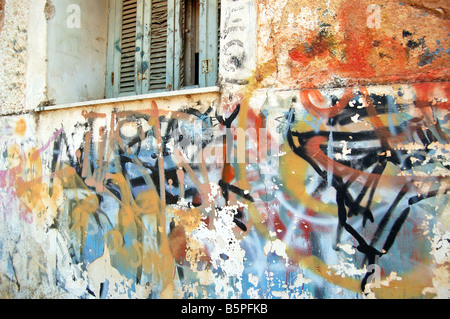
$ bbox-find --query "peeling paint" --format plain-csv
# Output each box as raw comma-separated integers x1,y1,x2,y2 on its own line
0,0,449,300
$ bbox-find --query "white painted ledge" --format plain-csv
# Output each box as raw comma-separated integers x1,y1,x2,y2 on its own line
35,86,221,112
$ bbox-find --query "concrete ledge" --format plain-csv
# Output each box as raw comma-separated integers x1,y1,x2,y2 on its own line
35,86,221,112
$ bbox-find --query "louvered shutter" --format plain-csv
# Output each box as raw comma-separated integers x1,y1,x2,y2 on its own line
148,0,168,90
119,0,138,93
106,0,219,98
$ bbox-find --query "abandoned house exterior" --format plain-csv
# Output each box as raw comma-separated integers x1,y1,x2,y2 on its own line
0,0,449,299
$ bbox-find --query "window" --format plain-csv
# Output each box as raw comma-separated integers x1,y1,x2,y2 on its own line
105,0,219,98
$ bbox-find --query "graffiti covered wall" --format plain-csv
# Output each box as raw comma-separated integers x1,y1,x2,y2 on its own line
0,0,449,299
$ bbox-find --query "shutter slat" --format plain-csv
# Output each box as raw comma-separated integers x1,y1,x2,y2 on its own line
119,0,138,93
149,0,168,90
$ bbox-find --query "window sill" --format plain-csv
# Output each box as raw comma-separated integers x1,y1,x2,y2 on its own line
35,86,221,112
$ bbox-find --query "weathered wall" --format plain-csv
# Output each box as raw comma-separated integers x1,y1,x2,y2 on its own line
255,0,450,88
0,0,29,115
0,0,449,299
47,0,108,104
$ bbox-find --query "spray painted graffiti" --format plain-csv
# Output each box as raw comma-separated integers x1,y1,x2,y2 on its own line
286,83,449,293
0,98,280,298
0,81,449,298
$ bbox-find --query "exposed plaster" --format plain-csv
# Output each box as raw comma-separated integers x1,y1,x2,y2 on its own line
44,0,55,21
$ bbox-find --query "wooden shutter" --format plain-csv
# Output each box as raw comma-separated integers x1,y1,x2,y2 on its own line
119,0,138,94
149,0,168,90
180,0,196,88
106,0,219,98
198,0,218,88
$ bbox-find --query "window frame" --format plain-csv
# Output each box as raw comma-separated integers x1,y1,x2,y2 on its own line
105,0,219,99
